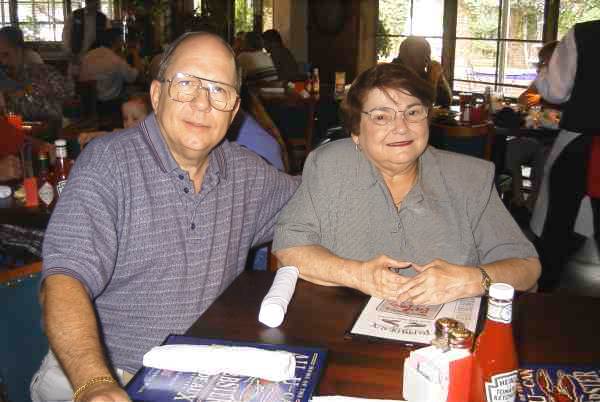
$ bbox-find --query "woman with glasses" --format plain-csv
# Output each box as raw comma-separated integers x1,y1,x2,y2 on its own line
272,63,540,305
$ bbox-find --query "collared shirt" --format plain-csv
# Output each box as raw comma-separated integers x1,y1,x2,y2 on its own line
534,28,576,105
42,113,299,371
79,46,138,101
273,139,536,271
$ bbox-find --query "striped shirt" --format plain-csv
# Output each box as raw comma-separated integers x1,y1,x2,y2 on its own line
273,139,537,271
42,113,299,372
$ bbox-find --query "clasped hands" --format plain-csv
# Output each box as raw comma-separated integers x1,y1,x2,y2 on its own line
357,255,481,306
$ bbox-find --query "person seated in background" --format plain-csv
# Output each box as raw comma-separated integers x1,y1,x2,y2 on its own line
392,36,452,108
78,94,151,147
0,27,73,124
262,29,300,82
79,27,142,116
518,41,560,109
237,31,278,83
273,62,540,305
0,27,43,65
232,31,246,55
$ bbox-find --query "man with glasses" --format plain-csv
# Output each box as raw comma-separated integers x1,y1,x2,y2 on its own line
31,32,299,402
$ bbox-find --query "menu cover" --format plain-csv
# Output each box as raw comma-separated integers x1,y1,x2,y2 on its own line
126,335,327,402
348,297,481,345
517,364,600,402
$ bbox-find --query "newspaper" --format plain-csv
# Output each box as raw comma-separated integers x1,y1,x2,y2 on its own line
349,297,481,345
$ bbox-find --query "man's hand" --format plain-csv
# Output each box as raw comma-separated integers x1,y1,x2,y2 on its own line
78,382,131,402
395,259,480,305
355,255,412,300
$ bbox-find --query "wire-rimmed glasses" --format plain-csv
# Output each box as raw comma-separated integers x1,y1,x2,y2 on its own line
160,72,239,112
361,104,428,126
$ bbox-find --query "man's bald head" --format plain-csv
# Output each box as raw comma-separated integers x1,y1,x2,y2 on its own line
156,32,241,91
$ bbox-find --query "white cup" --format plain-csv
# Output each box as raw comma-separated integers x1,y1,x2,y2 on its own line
258,266,299,328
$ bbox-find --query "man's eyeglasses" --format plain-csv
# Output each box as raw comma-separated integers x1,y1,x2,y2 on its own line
361,104,428,126
160,72,239,112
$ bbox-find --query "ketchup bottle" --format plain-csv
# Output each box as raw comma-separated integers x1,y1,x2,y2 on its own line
471,283,518,402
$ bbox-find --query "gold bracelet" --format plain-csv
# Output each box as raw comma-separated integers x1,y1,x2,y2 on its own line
73,376,117,402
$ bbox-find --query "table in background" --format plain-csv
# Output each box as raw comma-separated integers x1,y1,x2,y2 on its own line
187,271,600,400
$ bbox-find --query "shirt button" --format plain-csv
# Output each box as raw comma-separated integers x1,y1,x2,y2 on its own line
178,174,184,180
191,223,196,230
184,187,189,193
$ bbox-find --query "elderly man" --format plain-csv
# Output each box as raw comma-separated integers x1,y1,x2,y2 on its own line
30,32,298,402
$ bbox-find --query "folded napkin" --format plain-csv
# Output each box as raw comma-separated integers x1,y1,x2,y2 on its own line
259,266,299,328
142,344,296,382
311,397,406,402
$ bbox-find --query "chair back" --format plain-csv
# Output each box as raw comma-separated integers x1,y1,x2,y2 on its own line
430,122,494,160
76,80,97,119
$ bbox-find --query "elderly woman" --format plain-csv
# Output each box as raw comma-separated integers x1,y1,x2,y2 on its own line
272,63,540,305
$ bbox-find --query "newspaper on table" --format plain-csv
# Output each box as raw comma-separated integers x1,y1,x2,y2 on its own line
349,296,481,345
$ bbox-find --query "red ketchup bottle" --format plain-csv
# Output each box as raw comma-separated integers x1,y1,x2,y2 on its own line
471,283,518,402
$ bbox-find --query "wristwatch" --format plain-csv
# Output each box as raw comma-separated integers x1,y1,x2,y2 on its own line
477,265,492,295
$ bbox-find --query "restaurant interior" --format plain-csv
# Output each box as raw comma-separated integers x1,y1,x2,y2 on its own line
1,0,600,401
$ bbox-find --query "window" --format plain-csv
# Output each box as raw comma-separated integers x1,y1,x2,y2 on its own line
377,0,597,98
1,0,113,42
262,0,272,32
557,0,600,38
234,0,254,34
377,0,444,63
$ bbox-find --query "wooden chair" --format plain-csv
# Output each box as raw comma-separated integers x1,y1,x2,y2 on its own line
258,90,316,174
75,80,98,119
429,122,494,161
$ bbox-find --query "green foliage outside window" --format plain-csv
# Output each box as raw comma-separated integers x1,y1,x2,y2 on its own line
234,0,254,34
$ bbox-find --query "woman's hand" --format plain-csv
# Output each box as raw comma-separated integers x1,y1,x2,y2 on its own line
356,255,412,300
394,259,481,305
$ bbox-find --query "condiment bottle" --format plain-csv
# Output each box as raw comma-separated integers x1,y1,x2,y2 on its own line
431,317,461,350
53,139,70,197
447,326,474,402
37,151,55,209
312,67,320,95
471,283,518,402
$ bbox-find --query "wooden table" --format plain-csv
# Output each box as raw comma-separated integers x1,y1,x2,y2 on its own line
186,271,600,400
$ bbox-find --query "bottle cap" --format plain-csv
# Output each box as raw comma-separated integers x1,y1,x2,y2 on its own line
54,139,67,147
489,283,514,300
434,317,460,340
448,326,473,349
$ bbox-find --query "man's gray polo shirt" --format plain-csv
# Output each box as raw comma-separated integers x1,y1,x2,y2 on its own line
273,138,537,271
42,113,299,371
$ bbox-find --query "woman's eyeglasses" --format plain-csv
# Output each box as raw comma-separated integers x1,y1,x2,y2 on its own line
361,104,428,126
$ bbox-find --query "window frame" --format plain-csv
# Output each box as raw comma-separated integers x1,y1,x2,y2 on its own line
0,0,116,44
376,0,566,97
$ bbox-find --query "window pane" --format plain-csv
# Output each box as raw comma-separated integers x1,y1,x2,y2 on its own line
234,0,254,33
558,0,600,39
453,80,491,95
457,0,500,39
1,1,10,26
412,0,444,37
453,39,498,84
504,0,544,40
262,0,273,31
499,41,539,88
379,0,410,36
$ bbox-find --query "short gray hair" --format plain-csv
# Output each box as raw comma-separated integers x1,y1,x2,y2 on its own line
156,31,242,91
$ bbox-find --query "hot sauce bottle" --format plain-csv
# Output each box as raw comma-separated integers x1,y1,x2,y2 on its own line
37,151,55,209
53,139,70,197
471,283,518,402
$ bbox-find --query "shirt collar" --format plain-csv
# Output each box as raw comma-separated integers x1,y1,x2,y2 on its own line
140,113,229,182
356,145,451,203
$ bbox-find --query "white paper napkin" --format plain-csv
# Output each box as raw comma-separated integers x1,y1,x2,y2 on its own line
142,344,296,382
258,266,299,328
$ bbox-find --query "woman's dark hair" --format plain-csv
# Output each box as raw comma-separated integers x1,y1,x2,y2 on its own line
95,28,123,49
538,41,559,65
342,62,435,135
0,26,26,49
243,31,264,51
